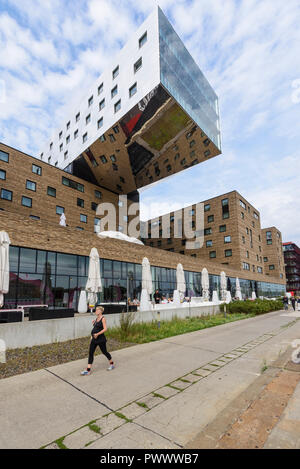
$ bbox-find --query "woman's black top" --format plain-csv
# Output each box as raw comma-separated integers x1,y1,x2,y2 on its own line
91,317,107,343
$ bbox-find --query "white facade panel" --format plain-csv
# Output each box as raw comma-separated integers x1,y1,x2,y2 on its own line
40,8,160,169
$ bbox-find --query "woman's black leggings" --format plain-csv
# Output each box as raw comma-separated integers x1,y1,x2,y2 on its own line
88,340,112,365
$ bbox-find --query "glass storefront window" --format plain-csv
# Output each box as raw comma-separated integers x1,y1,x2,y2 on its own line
9,246,19,272
57,253,77,276
19,248,36,273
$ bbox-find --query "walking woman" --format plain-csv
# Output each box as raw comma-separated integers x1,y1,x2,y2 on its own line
81,305,115,376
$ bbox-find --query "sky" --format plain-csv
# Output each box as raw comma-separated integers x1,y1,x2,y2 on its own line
0,0,300,245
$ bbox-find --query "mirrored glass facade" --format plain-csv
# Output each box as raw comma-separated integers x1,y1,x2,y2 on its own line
158,7,221,150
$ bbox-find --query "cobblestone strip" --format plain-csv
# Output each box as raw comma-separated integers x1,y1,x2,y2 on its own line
43,320,297,449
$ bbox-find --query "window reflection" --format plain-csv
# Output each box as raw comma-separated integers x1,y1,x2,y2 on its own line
4,247,286,309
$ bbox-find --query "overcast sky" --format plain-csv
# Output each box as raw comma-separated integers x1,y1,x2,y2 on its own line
0,0,300,245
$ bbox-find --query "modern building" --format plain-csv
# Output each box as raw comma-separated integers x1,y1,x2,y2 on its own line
0,143,138,235
283,242,300,295
39,6,221,197
261,228,285,280
0,146,286,308
0,8,286,310
142,191,286,282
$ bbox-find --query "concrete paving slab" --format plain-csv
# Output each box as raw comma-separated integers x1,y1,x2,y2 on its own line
183,373,201,383
120,402,149,420
45,340,218,411
193,369,212,377
63,425,100,449
134,357,267,447
86,422,180,449
170,379,192,390
93,413,126,437
154,386,180,399
138,394,165,410
0,369,107,449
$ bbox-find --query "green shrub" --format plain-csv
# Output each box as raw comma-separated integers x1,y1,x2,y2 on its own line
220,299,283,315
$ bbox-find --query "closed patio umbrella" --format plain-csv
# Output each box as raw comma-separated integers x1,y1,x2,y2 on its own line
0,231,10,308
86,248,102,307
201,268,210,300
220,271,227,302
176,263,186,295
140,257,152,311
142,257,153,296
236,278,242,300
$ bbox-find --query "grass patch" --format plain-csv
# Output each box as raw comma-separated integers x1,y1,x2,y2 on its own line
136,402,148,409
106,313,254,344
152,392,166,400
114,412,132,423
88,423,101,434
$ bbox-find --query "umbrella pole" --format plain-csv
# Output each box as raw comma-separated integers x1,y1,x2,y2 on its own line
127,276,129,314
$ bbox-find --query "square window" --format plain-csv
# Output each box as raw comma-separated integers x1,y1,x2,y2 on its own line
111,85,118,98
100,155,107,164
95,190,102,199
80,214,87,224
56,206,64,215
134,57,142,73
1,188,12,201
225,249,232,257
204,150,211,157
22,196,32,208
47,187,56,197
209,251,216,258
129,82,137,98
206,240,213,247
32,164,42,176
139,32,147,48
224,235,231,243
204,204,210,212
0,169,6,180
77,198,84,208
98,83,103,95
112,66,119,80
204,228,212,235
208,215,214,223
91,202,98,211
219,225,226,232
26,180,36,192
114,100,121,113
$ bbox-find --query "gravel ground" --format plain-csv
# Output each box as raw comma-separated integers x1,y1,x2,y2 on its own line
0,337,136,380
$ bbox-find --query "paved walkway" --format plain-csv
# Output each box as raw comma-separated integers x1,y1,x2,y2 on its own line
1,310,300,449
